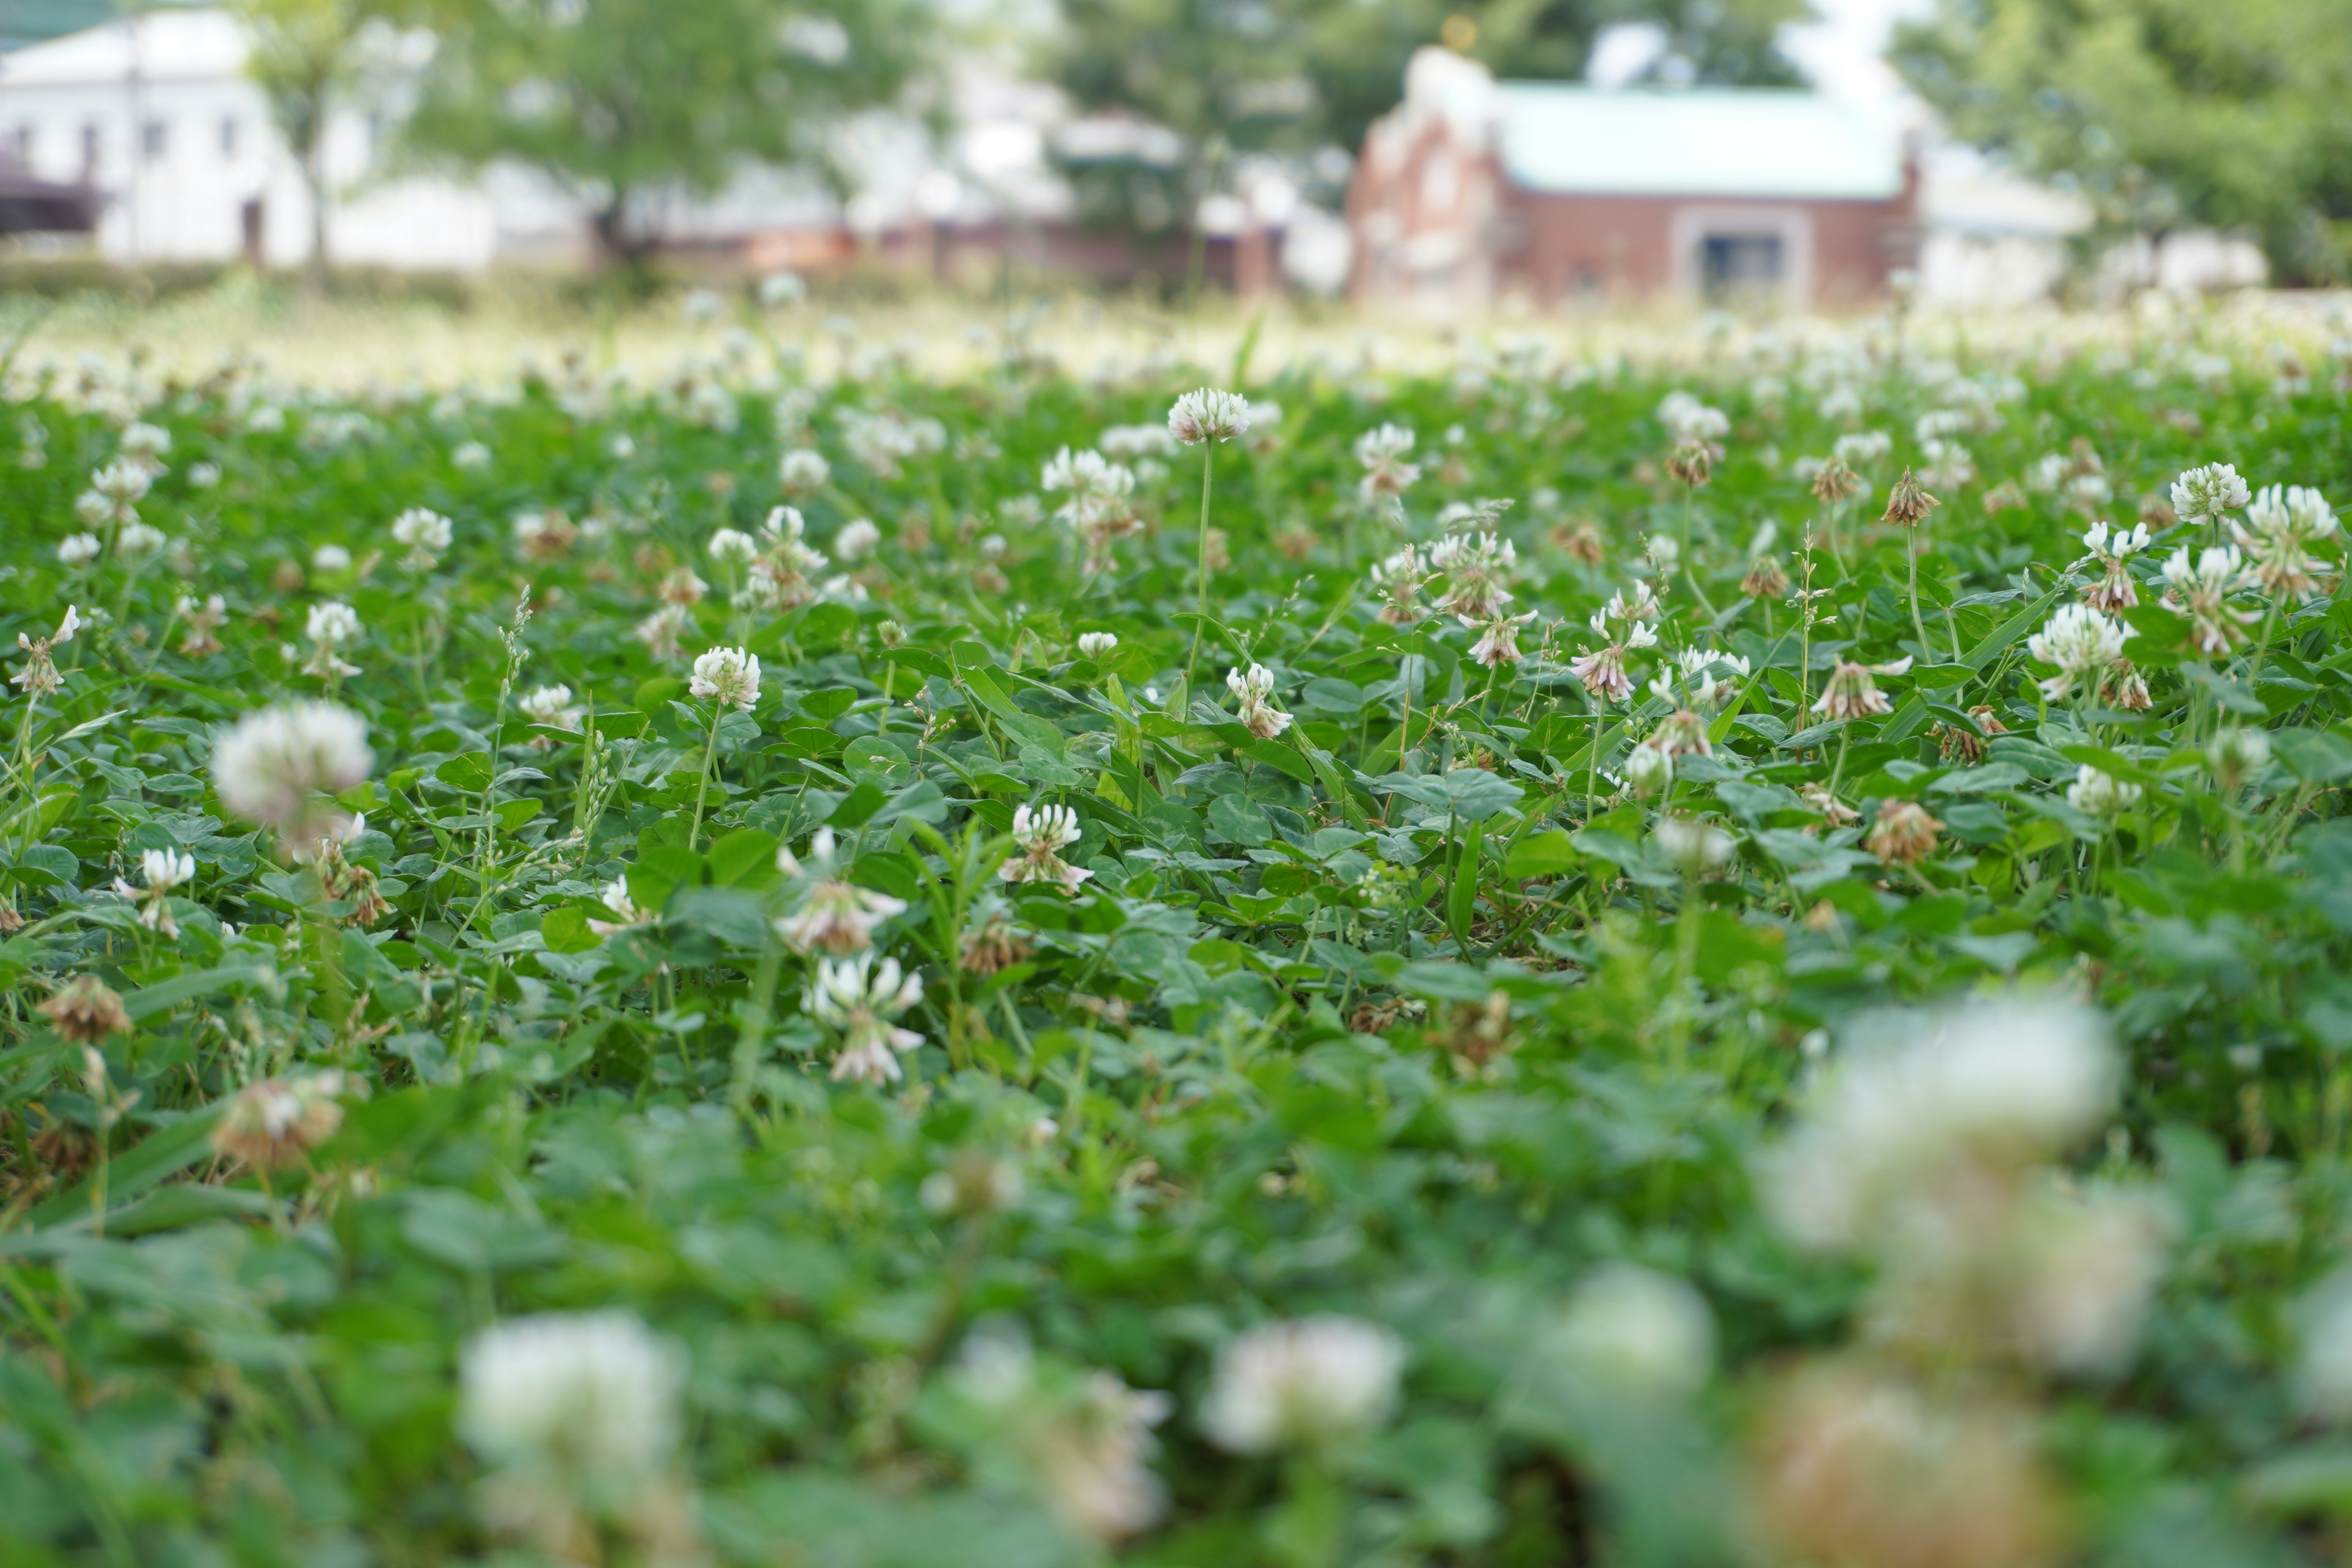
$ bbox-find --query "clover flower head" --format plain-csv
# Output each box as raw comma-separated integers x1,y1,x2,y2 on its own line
2027,605,2132,701
1200,1316,1404,1454
2067,764,2142,818
1225,663,1293,739
807,953,926,1084
688,646,760,712
211,701,373,848
1167,388,1251,445
707,527,760,565
2169,462,2250,524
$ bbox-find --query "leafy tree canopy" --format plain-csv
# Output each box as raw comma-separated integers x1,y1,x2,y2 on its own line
1047,0,1806,169
1893,0,2352,284
402,0,929,263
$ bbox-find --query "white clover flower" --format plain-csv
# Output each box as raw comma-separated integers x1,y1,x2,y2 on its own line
2158,542,2258,654
58,533,100,567
116,521,166,556
1001,802,1090,889
1625,741,1673,797
1077,631,1119,660
139,847,196,891
1166,387,1251,445
119,420,172,465
1428,532,1516,619
211,701,374,847
2169,462,2250,524
707,527,760,565
189,461,221,489
633,603,693,660
2067,764,2142,818
306,600,362,646
2207,726,2271,791
1225,663,1292,739
390,506,454,565
834,518,880,560
451,440,491,471
2235,484,2339,600
758,270,807,307
2026,605,2132,702
115,846,197,936
91,458,153,504
1200,1316,1404,1454
2007,1184,2171,1376
517,684,584,732
1654,814,1735,873
1354,423,1420,499
587,876,649,937
2298,1269,2352,1422
778,448,831,494
458,1311,684,1502
1758,999,2119,1253
806,952,925,1084
688,646,760,712
775,830,907,955
311,543,352,573
1548,1264,1716,1400
1099,423,1180,459
1657,390,1729,444
1464,608,1537,668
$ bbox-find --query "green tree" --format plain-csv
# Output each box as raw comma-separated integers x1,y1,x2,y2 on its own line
1893,0,2352,284
402,0,927,267
1047,0,1807,172
232,0,388,283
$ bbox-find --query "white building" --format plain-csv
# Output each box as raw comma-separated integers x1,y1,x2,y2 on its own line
0,6,573,268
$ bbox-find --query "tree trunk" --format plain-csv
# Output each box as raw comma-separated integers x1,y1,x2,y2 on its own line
590,193,655,274
301,105,330,292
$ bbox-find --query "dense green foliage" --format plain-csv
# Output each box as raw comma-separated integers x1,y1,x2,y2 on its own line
1894,0,2352,285
400,0,926,263
4,305,2352,1567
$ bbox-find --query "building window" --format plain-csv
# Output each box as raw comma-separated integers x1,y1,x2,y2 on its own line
1700,233,1785,300
143,120,168,160
221,118,239,157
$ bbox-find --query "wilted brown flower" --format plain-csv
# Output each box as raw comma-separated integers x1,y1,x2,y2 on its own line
1665,441,1713,488
1551,518,1606,564
1868,799,1943,865
1980,480,2027,516
1742,556,1790,599
1883,469,1940,527
1812,657,1911,722
1753,1364,2064,1568
2098,658,2152,712
210,1072,349,1172
1811,457,1863,504
1801,782,1861,829
959,913,1033,975
38,975,131,1042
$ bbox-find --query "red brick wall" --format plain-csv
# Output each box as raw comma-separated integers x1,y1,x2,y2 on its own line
1496,189,1917,307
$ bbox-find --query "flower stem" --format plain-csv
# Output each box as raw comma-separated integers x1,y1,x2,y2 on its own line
1907,533,1931,658
688,703,724,851
1186,442,1216,680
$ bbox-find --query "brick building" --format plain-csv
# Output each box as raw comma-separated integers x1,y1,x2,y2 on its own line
1348,48,1918,313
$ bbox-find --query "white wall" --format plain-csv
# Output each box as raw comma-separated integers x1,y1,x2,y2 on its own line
0,9,515,270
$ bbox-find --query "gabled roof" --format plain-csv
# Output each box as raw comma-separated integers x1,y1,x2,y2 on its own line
0,6,245,85
1493,85,1905,203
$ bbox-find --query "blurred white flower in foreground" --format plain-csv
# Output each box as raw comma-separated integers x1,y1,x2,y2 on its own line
212,701,373,850
1200,1316,1404,1453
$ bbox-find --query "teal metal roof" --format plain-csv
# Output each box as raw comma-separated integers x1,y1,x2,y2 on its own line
1494,85,1904,203
0,0,117,49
